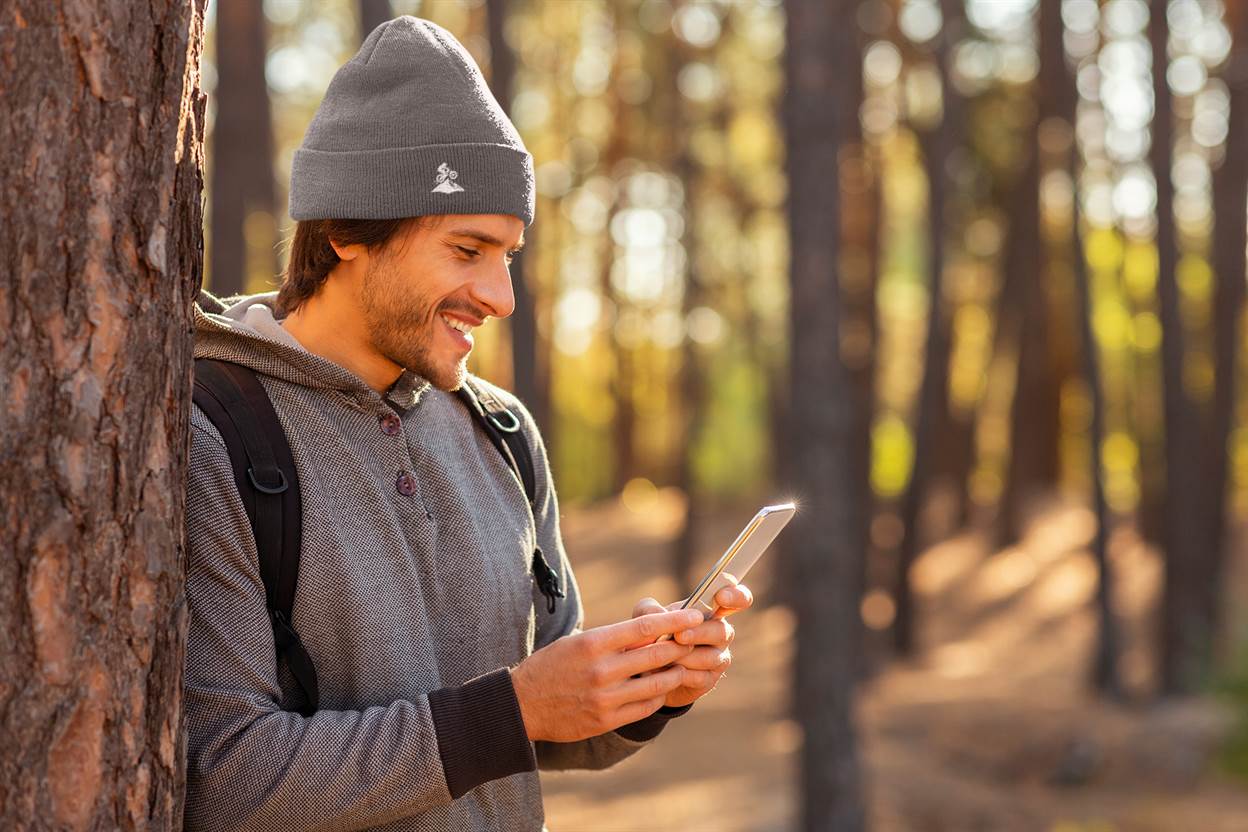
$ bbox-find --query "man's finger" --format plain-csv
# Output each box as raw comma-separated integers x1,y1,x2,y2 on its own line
603,664,686,709
592,609,704,652
607,639,695,681
673,646,732,671
680,668,718,691
674,617,734,648
631,596,666,618
713,584,754,612
613,693,669,726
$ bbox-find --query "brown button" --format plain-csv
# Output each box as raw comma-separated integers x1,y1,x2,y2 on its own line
380,414,402,436
396,471,417,497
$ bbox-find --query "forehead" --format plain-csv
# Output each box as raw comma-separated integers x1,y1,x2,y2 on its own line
423,213,525,246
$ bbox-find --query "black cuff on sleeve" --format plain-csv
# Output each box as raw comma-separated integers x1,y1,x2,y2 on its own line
613,702,694,742
428,667,538,799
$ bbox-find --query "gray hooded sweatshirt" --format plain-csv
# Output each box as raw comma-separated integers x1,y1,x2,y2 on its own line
184,293,686,831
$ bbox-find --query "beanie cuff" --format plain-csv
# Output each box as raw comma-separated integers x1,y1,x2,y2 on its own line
289,142,535,226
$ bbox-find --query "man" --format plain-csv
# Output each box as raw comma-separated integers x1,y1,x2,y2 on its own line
184,16,753,832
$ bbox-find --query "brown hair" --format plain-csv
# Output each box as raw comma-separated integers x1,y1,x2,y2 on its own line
276,217,434,316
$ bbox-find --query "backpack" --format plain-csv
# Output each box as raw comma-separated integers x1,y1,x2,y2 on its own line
191,358,566,717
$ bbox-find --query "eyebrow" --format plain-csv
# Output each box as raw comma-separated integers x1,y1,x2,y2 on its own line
446,228,526,252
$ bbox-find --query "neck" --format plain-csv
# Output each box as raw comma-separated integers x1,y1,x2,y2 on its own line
280,285,402,394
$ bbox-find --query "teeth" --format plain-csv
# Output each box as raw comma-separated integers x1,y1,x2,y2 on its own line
441,314,473,334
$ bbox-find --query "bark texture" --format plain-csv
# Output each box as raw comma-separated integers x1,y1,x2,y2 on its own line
1204,0,1248,668
839,4,877,678
360,0,393,40
998,0,1069,546
783,0,866,827
486,0,547,431
210,0,275,297
1049,0,1121,696
1151,0,1206,694
893,0,964,657
0,1,206,828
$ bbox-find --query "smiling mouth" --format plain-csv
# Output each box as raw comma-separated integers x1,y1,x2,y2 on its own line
440,313,475,335
439,312,480,351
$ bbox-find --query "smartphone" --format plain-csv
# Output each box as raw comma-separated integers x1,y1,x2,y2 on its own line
656,502,797,641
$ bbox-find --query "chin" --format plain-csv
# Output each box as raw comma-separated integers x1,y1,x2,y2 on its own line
422,356,469,392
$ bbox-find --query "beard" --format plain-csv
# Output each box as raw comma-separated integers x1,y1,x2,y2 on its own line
358,253,470,392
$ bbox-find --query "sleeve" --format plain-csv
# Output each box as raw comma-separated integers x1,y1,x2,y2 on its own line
499,391,692,772
182,406,535,832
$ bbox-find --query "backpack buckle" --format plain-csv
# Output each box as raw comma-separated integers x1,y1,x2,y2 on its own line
486,408,522,434
248,466,289,494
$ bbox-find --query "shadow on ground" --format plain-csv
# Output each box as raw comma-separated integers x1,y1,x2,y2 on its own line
540,489,1248,831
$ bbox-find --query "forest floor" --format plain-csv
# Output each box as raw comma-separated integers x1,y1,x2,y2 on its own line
539,488,1248,831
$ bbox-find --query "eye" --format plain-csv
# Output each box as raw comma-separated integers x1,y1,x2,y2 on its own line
455,245,480,258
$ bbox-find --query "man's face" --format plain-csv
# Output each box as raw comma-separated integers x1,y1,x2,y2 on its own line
357,213,523,391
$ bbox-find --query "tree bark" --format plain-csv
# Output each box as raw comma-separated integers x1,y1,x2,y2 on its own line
485,0,548,431
1045,0,1122,696
838,3,878,677
0,1,206,828
893,0,964,657
211,0,275,297
783,0,866,827
667,15,713,592
604,0,636,493
359,0,392,41
923,0,976,530
1151,0,1206,694
1204,0,1248,665
997,0,1067,547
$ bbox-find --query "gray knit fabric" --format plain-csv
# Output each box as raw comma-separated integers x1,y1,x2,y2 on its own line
289,16,535,225
183,293,677,831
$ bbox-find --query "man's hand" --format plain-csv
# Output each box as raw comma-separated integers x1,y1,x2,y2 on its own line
631,583,754,708
509,608,705,742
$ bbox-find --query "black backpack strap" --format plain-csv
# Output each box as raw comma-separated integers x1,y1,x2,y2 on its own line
192,358,319,716
455,379,536,505
455,379,566,613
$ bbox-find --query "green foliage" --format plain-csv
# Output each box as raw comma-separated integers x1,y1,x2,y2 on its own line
691,350,769,500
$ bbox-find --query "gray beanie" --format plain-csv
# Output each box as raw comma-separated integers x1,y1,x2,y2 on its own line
289,16,535,226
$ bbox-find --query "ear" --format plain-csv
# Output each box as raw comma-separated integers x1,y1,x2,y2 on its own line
328,238,363,262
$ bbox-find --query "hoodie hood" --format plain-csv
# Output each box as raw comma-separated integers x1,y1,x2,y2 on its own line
194,290,431,411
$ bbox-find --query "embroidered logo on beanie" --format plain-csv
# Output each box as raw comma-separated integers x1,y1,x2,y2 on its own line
431,162,465,194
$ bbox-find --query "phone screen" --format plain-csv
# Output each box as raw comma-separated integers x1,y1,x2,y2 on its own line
656,502,796,639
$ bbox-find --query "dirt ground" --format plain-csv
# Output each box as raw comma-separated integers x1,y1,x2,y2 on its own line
539,489,1248,831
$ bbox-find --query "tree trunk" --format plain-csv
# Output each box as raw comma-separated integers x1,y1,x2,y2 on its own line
604,1,636,494
668,20,715,592
838,5,878,677
1152,0,1207,694
924,0,976,530
892,0,963,657
485,0,547,431
998,1,1066,547
359,0,392,40
783,0,866,827
211,0,275,297
0,1,206,828
1204,0,1248,664
1044,0,1122,696
1072,163,1121,695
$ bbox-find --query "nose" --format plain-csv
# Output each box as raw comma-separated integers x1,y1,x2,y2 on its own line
470,256,516,319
